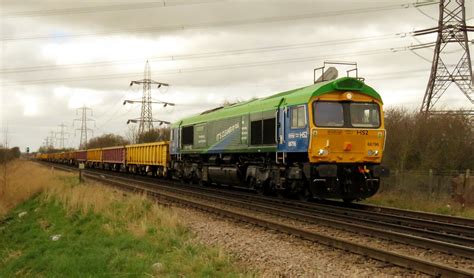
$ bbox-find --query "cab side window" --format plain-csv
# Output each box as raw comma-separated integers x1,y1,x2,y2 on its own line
291,105,306,129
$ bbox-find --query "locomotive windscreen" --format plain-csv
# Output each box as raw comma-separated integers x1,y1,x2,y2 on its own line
313,101,344,127
313,101,380,128
350,103,380,128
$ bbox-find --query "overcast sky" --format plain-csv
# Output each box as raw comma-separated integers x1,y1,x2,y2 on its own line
1,0,473,151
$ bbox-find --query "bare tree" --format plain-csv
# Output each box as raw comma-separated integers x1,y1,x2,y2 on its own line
137,127,170,143
0,126,9,199
125,125,138,144
87,133,130,148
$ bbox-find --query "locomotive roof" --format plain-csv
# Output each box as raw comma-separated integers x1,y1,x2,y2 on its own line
172,77,382,127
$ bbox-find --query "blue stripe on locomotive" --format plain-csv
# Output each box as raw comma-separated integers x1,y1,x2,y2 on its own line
277,104,309,153
207,128,241,153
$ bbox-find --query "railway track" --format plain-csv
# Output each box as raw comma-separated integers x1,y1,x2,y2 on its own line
45,162,474,277
321,199,474,227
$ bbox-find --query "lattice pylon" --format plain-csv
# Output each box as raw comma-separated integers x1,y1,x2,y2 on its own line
415,0,474,113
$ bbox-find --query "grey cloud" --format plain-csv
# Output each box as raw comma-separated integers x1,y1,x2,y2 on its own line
1,0,472,151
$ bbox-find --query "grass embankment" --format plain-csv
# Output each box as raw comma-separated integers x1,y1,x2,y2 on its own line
0,161,250,277
0,160,58,216
364,191,474,219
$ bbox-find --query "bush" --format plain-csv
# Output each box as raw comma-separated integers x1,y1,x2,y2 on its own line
383,108,473,171
0,147,21,163
87,133,130,149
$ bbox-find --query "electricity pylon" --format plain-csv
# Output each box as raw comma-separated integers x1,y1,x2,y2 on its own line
125,60,172,136
55,123,69,149
73,106,94,149
414,0,474,115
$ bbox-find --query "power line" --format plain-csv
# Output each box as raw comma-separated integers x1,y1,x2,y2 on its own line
415,0,440,21
0,33,408,74
2,0,223,18
1,1,437,43
0,44,428,87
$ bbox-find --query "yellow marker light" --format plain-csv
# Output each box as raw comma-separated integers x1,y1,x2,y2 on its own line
345,92,353,100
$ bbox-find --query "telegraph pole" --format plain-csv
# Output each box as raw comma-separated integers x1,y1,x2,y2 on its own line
126,60,172,135
415,0,474,114
73,106,94,149
56,123,69,149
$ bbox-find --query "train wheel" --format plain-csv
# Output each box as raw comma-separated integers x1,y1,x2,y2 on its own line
343,198,355,203
256,180,271,196
198,178,208,187
298,188,312,202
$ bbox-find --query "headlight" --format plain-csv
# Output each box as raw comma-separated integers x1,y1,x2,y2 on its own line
318,149,328,156
367,150,379,156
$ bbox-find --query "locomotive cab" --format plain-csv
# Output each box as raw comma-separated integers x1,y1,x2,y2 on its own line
307,90,389,200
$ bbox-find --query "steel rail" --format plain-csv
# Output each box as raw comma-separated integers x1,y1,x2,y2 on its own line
170,181,474,246
46,163,474,248
86,169,474,259
195,187,474,247
334,200,474,227
78,170,474,278
186,183,474,237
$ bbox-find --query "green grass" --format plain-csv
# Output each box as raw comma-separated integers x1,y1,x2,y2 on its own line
364,191,474,219
0,194,249,277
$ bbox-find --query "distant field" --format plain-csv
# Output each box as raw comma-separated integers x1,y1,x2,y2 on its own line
0,161,251,277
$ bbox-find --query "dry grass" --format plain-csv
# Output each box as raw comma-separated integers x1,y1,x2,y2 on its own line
43,181,182,237
0,159,182,238
0,160,72,216
1,160,249,277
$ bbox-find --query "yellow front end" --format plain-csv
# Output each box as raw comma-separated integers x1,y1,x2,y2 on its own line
308,92,385,164
304,90,388,201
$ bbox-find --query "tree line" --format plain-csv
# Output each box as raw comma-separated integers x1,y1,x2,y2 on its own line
0,147,21,163
35,109,473,172
383,108,473,172
84,127,170,149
